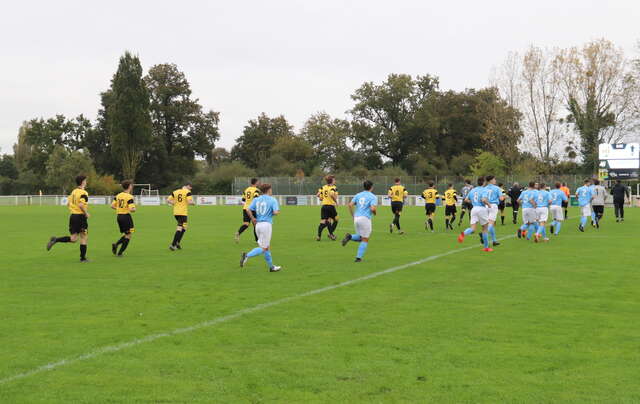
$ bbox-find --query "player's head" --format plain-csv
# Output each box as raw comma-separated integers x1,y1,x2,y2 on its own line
250,178,259,185
528,181,535,189
593,179,600,185
121,180,133,192
464,179,471,185
394,177,401,184
477,177,485,186
75,175,87,187
562,182,567,187
512,182,519,188
555,182,561,189
486,175,496,184
363,180,373,191
259,183,272,195
428,181,434,188
539,183,546,190
184,182,193,190
616,179,621,184
584,178,591,185
448,183,453,189
326,175,335,185
498,182,503,188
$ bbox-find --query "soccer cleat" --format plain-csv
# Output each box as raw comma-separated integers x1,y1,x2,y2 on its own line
457,232,465,243
240,252,248,267
483,248,494,252
341,233,351,246
169,245,177,251
578,225,584,232
616,218,620,223
111,243,117,255
234,232,240,243
80,258,90,263
389,223,394,234
176,244,182,250
269,265,281,272
398,230,404,235
595,221,600,229
493,241,500,247
116,254,124,258
315,236,321,241
354,258,362,263
46,236,56,251
521,230,527,238
328,234,337,241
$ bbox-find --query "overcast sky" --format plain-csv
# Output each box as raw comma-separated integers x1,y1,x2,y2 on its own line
1,0,638,154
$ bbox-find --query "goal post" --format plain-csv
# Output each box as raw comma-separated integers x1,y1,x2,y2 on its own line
136,184,161,206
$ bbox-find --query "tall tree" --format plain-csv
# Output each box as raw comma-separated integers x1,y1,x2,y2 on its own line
231,113,294,168
299,112,351,171
106,51,152,180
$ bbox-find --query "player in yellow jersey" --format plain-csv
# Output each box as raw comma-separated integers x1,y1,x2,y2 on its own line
167,182,194,251
235,178,261,242
46,175,91,262
388,177,408,234
316,175,339,241
443,184,458,230
110,180,136,257
422,181,440,232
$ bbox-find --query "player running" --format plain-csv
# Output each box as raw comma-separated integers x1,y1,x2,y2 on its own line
588,179,598,228
388,177,408,234
316,175,339,241
422,181,439,232
560,182,570,219
235,178,260,242
534,183,551,242
110,180,136,257
443,184,457,230
484,176,503,246
591,179,606,225
575,179,594,232
549,182,568,235
240,183,281,272
458,179,474,226
517,182,538,240
342,180,377,262
457,177,493,252
167,182,194,251
46,175,91,262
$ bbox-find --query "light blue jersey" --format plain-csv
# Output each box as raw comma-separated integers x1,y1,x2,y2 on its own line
549,189,568,206
519,189,538,209
484,184,502,205
352,191,377,219
576,186,593,207
536,189,551,207
467,186,487,207
249,195,280,223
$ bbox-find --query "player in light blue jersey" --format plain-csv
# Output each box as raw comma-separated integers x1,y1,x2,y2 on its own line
549,182,568,235
457,177,493,252
534,183,551,242
484,175,504,247
240,183,281,272
342,180,377,262
517,181,538,240
575,179,594,232
588,179,600,227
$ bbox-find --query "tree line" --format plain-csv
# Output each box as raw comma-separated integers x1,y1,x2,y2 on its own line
1,39,638,195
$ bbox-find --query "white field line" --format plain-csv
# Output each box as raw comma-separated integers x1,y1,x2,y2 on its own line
1,233,516,385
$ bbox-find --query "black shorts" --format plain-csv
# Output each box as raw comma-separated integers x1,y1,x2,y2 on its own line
425,203,436,215
117,214,134,234
561,200,569,208
320,205,338,220
511,200,520,211
498,202,505,210
391,201,403,214
462,201,473,211
445,205,457,216
175,215,188,229
69,214,88,235
243,209,257,223
593,205,604,215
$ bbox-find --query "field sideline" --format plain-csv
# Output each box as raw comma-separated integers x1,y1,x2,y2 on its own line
1,205,639,403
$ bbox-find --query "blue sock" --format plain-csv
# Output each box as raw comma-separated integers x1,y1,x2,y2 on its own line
580,216,587,227
536,224,543,235
482,232,489,248
591,211,597,222
464,228,474,235
357,241,368,258
264,250,273,268
541,226,546,238
488,225,496,242
351,234,362,242
247,247,263,258
527,224,535,239
555,222,562,234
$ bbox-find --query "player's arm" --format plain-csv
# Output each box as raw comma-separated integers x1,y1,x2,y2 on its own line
78,195,90,218
187,192,195,205
330,190,338,203
348,201,355,217
110,198,117,210
167,193,175,206
387,188,393,197
129,199,136,212
370,205,377,216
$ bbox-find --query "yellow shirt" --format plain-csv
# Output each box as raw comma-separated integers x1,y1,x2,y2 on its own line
444,189,457,206
388,185,408,202
68,188,89,214
242,186,260,209
422,188,439,204
319,185,338,206
168,188,193,216
112,192,136,214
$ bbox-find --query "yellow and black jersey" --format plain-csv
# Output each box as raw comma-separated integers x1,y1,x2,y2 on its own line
319,185,338,206
388,185,408,202
112,192,136,214
444,189,457,206
68,188,89,214
422,188,439,204
168,188,193,216
242,186,260,209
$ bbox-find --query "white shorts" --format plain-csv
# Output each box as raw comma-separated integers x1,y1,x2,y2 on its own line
581,205,592,217
488,204,499,221
470,206,489,226
255,222,272,249
354,216,372,238
536,207,549,222
522,208,537,224
550,205,564,221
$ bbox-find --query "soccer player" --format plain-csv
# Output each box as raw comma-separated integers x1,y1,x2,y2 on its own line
588,179,598,227
443,184,457,230
388,178,408,234
560,182,570,219
575,179,594,232
111,180,136,257
240,183,281,272
591,179,606,225
422,181,439,232
342,180,377,262
549,182,568,236
534,183,551,242
610,180,630,222
167,182,194,250
316,175,339,241
508,182,522,224
484,176,503,246
46,175,91,262
457,177,492,252
497,183,506,225
517,182,538,240
235,178,260,242
458,179,474,226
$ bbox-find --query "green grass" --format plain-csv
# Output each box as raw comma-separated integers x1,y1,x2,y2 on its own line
1,204,639,403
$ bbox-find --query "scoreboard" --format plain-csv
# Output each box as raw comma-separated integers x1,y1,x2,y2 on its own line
598,143,639,180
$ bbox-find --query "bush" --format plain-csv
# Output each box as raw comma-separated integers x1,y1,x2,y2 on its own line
471,151,506,177
193,161,255,194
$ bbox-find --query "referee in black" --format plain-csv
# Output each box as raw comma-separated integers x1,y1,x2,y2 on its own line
610,180,630,222
507,182,522,224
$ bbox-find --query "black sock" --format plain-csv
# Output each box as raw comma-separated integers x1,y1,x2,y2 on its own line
56,236,71,243
459,211,465,223
428,218,433,231
177,229,186,243
115,236,126,246
394,214,401,230
513,211,518,221
238,224,249,234
501,215,505,225
318,223,327,237
118,239,130,255
80,244,87,259
451,214,456,225
172,231,181,246
564,209,568,219
445,218,450,229
330,220,338,234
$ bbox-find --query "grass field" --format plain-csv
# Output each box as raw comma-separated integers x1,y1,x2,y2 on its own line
1,204,639,403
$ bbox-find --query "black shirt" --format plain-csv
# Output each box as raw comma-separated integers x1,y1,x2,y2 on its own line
508,186,522,201
610,184,629,200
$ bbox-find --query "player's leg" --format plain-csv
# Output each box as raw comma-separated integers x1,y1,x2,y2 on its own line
328,207,339,237
354,217,371,262
458,209,478,242
79,231,88,262
481,222,491,251
236,210,251,242
512,201,519,224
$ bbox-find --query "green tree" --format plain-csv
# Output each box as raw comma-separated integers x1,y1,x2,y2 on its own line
270,136,315,174
45,145,96,194
231,113,294,168
470,151,506,177
300,112,351,171
0,155,18,180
